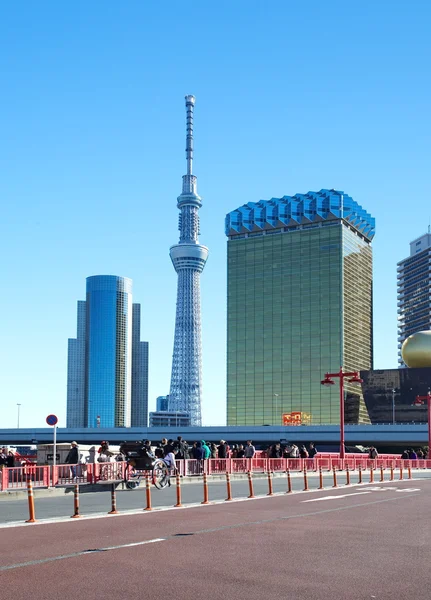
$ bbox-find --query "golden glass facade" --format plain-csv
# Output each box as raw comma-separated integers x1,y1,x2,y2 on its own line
227,222,373,425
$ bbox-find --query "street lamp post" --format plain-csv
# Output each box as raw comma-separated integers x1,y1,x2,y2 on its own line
321,366,363,460
17,403,21,429
392,389,396,425
274,394,279,425
412,390,431,457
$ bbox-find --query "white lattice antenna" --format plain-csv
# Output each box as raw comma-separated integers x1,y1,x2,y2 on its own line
168,96,209,426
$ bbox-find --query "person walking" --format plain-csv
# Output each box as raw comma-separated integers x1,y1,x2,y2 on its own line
218,440,228,459
308,443,317,459
65,441,79,481
201,440,211,459
244,440,255,459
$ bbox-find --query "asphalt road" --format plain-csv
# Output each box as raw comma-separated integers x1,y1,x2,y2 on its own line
1,476,430,600
2,470,427,524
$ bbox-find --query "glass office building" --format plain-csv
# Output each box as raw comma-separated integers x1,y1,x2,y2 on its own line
225,189,375,426
397,232,431,365
67,275,149,428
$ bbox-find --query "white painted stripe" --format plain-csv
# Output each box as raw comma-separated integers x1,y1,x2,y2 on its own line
104,538,165,550
302,492,371,502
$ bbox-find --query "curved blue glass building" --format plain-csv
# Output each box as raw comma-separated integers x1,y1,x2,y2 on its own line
85,276,132,428
67,275,149,428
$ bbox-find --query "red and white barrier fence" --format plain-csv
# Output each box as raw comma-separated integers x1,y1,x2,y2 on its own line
1,456,430,492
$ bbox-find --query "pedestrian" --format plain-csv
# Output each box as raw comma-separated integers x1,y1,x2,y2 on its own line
299,445,309,459
191,441,202,459
209,442,217,459
231,444,238,458
308,442,317,459
201,440,211,459
236,444,245,458
409,449,417,460
401,449,409,460
218,440,228,459
368,446,378,459
163,446,176,487
175,436,188,460
417,448,424,459
290,444,299,458
6,451,15,468
270,443,282,458
0,448,7,470
244,440,255,459
65,441,79,481
283,444,292,459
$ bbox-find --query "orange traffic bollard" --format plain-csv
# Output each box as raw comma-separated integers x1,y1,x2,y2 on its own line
358,465,363,484
390,465,394,481
71,482,81,518
247,471,255,498
345,466,350,486
144,475,153,511
303,464,309,491
318,467,324,490
380,466,384,482
201,472,209,504
408,466,412,480
286,469,292,494
369,467,374,483
108,483,118,514
225,472,233,501
174,472,182,507
25,479,36,523
400,466,404,480
267,471,274,496
332,466,338,488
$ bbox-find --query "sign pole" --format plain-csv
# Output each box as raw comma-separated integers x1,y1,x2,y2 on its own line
46,414,59,487
53,424,57,487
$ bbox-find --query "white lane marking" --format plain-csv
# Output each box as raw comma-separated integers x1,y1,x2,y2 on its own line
302,492,371,502
0,538,166,572
361,487,421,493
104,538,166,550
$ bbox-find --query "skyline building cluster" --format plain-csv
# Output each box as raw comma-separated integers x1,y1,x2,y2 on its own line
64,96,430,430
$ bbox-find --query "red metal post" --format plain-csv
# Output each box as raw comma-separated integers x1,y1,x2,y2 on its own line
339,367,345,460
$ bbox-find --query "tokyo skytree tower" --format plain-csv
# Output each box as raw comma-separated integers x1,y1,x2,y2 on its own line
169,95,208,426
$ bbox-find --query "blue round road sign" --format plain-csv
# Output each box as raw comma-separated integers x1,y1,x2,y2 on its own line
46,414,58,426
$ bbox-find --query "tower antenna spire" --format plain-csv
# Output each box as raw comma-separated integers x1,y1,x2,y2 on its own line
185,94,195,176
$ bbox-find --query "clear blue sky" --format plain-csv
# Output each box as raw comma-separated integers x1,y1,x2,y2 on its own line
1,1,430,428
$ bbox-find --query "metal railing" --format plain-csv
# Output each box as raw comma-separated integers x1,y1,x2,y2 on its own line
1,455,429,492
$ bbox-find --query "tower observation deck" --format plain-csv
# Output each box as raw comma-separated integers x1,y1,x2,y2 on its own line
169,95,208,426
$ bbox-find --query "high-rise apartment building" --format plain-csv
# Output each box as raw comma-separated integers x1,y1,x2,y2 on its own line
397,232,431,365
67,275,149,428
169,96,208,426
225,189,375,426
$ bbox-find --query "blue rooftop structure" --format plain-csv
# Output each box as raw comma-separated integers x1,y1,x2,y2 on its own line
225,189,375,241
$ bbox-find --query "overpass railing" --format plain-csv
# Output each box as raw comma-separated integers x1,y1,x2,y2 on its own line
1,456,430,492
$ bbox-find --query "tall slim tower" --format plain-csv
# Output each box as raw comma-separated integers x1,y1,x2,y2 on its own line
169,95,208,426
